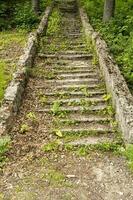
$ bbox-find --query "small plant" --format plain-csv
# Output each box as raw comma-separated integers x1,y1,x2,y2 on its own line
103,94,111,102
42,140,61,152
122,145,133,171
81,86,90,97
76,146,88,156
26,112,37,121
41,169,65,185
103,105,115,116
54,129,63,138
0,136,11,163
45,71,56,80
39,95,47,106
20,124,29,134
51,101,61,115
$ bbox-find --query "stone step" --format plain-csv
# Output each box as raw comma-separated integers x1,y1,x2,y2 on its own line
58,124,112,135
67,136,116,146
55,69,94,73
46,60,91,67
38,53,93,60
55,84,102,90
44,91,105,97
44,78,100,85
46,97,106,105
42,51,90,55
37,104,107,113
57,72,98,79
60,114,111,123
49,44,86,49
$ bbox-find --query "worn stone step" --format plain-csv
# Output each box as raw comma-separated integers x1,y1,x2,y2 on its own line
57,72,98,79
42,51,90,55
50,44,86,49
55,69,94,73
38,53,93,60
60,114,111,123
67,136,116,146
58,124,112,135
46,97,106,105
56,84,103,90
45,60,91,67
44,78,100,85
36,104,107,113
44,91,106,97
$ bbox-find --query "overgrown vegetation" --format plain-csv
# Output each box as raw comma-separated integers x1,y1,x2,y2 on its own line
0,0,52,30
0,136,11,166
81,0,133,92
0,0,51,104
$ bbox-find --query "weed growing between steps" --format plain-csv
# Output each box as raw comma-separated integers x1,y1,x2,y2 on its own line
42,139,122,156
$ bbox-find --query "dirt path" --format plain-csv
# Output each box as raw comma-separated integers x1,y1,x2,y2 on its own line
0,0,133,199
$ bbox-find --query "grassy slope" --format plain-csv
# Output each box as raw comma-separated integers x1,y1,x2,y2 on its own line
80,0,133,93
0,0,52,104
0,31,27,103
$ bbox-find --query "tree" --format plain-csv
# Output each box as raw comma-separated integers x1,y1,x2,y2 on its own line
32,0,40,15
103,0,116,22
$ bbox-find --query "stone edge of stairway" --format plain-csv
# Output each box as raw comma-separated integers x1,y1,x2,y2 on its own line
78,5,133,143
0,4,54,136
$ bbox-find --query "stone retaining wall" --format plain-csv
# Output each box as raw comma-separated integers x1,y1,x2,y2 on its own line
79,7,133,143
0,5,53,136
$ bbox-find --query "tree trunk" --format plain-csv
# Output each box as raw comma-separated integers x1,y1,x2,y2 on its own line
103,0,115,22
32,0,40,15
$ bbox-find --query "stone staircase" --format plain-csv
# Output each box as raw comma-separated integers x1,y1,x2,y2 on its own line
37,0,120,147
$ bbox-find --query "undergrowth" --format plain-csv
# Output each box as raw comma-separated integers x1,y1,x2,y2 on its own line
80,0,133,93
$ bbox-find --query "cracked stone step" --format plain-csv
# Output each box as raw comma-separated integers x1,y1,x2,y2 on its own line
42,51,90,55
44,78,100,85
55,69,95,73
45,60,92,67
57,72,98,79
55,84,103,90
67,136,116,146
58,124,112,135
54,66,93,71
46,97,106,105
46,33,83,37
44,91,106,97
60,114,111,123
36,104,107,113
50,44,86,49
38,53,93,60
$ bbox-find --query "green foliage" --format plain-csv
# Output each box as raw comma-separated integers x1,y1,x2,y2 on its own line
51,101,61,115
41,169,65,185
20,123,29,134
13,2,39,30
26,112,37,121
47,10,61,36
121,145,133,171
81,0,133,92
0,60,12,103
42,140,61,152
0,136,11,163
0,0,52,30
